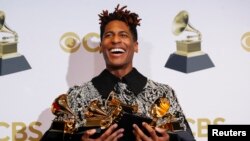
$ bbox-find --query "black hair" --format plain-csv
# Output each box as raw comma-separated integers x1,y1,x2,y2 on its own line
99,4,141,41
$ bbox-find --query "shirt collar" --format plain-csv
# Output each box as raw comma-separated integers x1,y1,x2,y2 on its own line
92,68,147,98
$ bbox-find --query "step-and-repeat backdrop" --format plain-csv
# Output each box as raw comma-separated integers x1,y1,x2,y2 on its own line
1,0,250,141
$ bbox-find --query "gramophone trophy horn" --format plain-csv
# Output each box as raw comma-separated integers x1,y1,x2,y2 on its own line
51,94,76,134
0,13,17,41
149,97,186,132
0,10,31,76
172,10,201,41
165,10,214,73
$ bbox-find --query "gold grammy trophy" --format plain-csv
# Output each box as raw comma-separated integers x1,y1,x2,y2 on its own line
0,11,31,75
51,92,185,137
165,11,214,73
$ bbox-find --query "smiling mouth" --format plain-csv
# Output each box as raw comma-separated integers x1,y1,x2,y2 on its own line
110,48,126,54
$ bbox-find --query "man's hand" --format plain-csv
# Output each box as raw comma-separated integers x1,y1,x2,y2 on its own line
81,124,124,141
133,122,170,141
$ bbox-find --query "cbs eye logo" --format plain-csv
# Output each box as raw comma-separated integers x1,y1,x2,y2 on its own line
60,32,100,53
241,32,250,52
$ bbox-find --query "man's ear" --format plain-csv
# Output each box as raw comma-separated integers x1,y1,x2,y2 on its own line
134,42,139,53
99,43,103,53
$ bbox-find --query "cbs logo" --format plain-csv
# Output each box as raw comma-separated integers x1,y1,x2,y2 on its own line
241,32,250,52
60,32,100,53
0,121,42,141
187,117,225,137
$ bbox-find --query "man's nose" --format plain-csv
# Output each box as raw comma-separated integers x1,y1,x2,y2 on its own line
112,35,121,43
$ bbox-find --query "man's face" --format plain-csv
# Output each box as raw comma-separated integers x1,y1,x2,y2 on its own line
100,20,138,70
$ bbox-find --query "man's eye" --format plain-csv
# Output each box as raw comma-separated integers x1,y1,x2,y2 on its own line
104,33,112,38
121,34,128,37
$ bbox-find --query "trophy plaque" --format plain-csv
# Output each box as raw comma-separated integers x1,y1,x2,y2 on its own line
0,11,31,76
165,10,214,73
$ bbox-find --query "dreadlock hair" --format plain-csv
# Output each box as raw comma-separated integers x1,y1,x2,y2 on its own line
99,4,141,41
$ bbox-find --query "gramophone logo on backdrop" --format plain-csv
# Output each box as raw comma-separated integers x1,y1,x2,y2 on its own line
165,10,214,73
60,32,100,53
0,11,31,76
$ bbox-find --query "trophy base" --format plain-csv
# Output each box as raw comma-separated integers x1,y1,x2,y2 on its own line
0,54,31,75
165,53,214,73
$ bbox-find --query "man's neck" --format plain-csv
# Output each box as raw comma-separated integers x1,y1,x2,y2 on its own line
106,66,133,79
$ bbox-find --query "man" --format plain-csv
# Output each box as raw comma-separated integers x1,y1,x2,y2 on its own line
41,4,196,141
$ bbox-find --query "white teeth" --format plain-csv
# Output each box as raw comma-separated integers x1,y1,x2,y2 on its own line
110,48,125,53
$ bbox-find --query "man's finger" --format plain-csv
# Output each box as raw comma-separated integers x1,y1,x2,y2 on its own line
133,130,142,141
100,124,118,139
155,127,170,140
81,129,96,141
107,128,124,141
142,122,157,141
133,123,150,141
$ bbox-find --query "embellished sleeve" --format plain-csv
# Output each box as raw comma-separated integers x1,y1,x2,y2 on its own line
163,85,196,141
